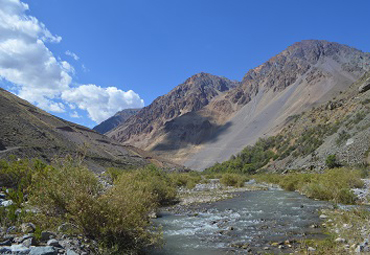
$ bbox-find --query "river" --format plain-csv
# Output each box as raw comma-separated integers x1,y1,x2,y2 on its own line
150,189,332,254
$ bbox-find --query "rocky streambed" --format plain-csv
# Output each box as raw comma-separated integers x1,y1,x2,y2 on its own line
150,181,333,255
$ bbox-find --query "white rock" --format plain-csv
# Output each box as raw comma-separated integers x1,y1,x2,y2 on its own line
319,214,328,219
335,238,346,243
1,200,13,207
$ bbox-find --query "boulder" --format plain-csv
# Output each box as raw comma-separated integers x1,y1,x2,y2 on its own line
319,214,328,219
66,250,79,255
14,234,34,243
47,239,61,248
359,83,370,93
21,223,36,233
29,246,58,255
22,237,37,248
40,231,56,242
10,244,30,254
0,246,11,253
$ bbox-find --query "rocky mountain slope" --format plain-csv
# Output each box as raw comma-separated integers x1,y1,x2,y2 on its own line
0,88,180,172
93,108,140,134
206,71,370,173
107,72,239,149
107,40,370,171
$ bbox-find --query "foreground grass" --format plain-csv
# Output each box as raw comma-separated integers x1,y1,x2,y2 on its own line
254,168,364,204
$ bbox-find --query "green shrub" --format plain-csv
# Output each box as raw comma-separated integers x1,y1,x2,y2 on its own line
326,154,340,168
220,173,249,187
27,161,175,254
169,172,202,189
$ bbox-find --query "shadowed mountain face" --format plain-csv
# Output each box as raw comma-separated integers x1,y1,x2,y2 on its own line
107,40,370,170
0,89,180,172
93,108,140,134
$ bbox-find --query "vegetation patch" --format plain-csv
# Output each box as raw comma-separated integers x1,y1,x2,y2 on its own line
0,157,177,254
254,168,364,204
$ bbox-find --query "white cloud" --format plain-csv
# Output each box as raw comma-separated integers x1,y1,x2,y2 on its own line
65,50,79,61
0,0,70,112
0,0,145,123
70,111,81,118
62,85,144,123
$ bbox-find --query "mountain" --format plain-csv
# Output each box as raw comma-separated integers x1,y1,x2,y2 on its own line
206,71,370,173
93,108,140,134
107,72,239,149
0,88,181,172
108,40,370,170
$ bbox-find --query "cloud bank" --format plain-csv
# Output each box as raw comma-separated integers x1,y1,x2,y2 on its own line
0,0,144,123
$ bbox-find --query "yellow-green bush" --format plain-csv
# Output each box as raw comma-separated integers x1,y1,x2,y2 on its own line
255,168,363,204
220,173,249,187
169,172,202,189
27,161,176,254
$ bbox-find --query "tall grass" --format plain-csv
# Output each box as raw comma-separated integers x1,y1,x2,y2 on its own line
255,168,364,204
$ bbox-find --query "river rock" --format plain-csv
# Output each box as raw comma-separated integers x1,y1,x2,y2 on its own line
14,234,33,243
0,239,12,246
66,249,79,255
22,237,37,248
21,223,36,233
40,231,56,242
47,239,61,248
0,246,11,253
10,244,30,254
29,246,58,255
319,214,328,219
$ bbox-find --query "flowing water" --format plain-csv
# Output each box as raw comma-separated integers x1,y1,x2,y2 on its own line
151,189,332,254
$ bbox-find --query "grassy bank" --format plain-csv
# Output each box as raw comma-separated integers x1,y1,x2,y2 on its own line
254,168,364,204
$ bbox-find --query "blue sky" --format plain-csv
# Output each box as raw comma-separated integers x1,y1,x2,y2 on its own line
1,0,370,127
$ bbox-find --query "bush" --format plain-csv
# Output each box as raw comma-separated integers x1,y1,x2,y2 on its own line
255,168,363,204
27,160,176,253
169,172,202,189
326,154,340,168
220,173,249,187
